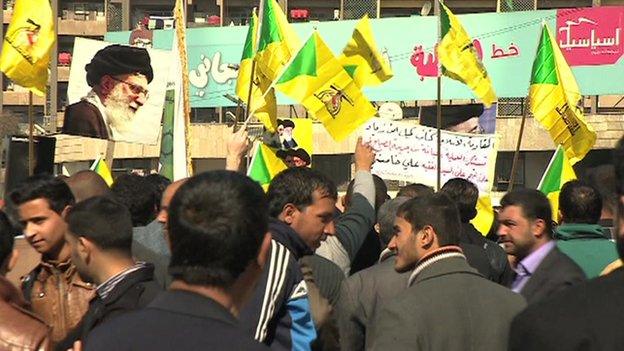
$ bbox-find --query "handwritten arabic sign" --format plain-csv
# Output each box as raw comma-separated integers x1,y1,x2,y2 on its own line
557,7,623,66
362,119,498,192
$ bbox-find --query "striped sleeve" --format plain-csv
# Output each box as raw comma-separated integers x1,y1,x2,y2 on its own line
254,239,291,341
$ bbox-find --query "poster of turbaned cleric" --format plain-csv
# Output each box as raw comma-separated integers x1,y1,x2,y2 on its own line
65,38,171,144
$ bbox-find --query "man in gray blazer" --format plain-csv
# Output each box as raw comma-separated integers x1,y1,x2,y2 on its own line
498,189,586,304
369,194,526,351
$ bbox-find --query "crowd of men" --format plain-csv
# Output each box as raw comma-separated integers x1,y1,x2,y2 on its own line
1,131,624,351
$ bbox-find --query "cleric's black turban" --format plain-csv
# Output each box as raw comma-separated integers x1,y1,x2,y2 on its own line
85,44,153,87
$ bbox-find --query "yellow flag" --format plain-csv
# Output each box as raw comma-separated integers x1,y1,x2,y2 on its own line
255,0,300,81
471,195,495,236
276,32,377,141
91,157,114,187
0,0,55,96
437,1,496,107
339,15,393,87
529,25,596,165
235,11,258,102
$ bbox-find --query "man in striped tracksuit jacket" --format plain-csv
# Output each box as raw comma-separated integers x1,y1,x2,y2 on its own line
240,167,338,351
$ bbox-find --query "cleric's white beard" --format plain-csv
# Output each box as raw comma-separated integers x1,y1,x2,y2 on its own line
103,87,135,133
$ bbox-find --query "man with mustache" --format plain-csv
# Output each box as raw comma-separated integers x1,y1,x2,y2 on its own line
62,44,153,140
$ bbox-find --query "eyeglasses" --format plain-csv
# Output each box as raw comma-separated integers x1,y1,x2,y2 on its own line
109,76,149,98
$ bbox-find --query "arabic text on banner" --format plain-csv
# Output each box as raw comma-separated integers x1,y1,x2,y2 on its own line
362,119,499,192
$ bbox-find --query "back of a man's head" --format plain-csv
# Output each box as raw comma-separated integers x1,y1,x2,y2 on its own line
397,193,461,247
559,180,602,224
0,212,18,272
344,174,388,212
168,171,268,287
9,174,75,214
500,188,553,236
396,183,434,199
377,196,410,247
439,178,479,223
66,196,133,255
267,167,337,218
145,173,171,211
66,170,112,203
583,165,616,218
111,174,157,227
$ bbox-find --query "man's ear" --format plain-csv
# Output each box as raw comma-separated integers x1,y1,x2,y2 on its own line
532,219,547,238
374,223,381,234
61,205,72,220
7,249,19,272
420,225,435,249
77,237,95,263
279,203,298,225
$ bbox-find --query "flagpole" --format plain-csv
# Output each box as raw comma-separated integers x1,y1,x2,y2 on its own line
243,4,262,129
435,0,442,190
174,0,193,176
508,97,528,191
28,91,34,176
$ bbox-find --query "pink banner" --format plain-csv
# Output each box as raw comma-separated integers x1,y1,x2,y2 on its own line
557,7,624,66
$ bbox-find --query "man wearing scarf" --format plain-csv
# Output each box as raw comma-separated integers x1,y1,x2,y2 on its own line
369,193,526,351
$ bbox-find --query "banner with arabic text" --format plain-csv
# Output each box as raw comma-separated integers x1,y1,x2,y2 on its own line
106,6,624,108
362,119,499,192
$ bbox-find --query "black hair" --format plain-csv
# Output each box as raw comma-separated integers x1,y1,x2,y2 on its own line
267,167,337,218
559,180,602,224
145,173,172,211
439,178,479,223
500,188,553,236
168,171,268,287
111,174,158,226
397,193,461,246
344,174,389,212
396,183,435,199
9,174,75,214
66,196,133,254
0,212,18,265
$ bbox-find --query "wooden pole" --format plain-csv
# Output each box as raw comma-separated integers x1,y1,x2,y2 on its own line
28,92,34,176
105,140,115,171
243,3,263,129
508,99,528,191
49,0,58,133
435,0,442,190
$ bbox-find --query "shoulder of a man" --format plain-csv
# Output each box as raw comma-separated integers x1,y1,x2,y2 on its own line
0,300,50,350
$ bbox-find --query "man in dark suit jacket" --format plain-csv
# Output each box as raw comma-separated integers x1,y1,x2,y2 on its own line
508,137,624,350
57,196,161,350
84,171,270,351
369,194,526,351
63,44,153,140
498,189,585,304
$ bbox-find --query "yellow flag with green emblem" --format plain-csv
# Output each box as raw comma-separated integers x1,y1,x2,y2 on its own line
247,143,287,191
537,145,577,221
529,24,596,165
276,32,377,141
235,10,278,132
90,157,114,187
235,11,258,102
255,0,300,81
339,15,393,87
0,0,55,96
437,1,496,107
